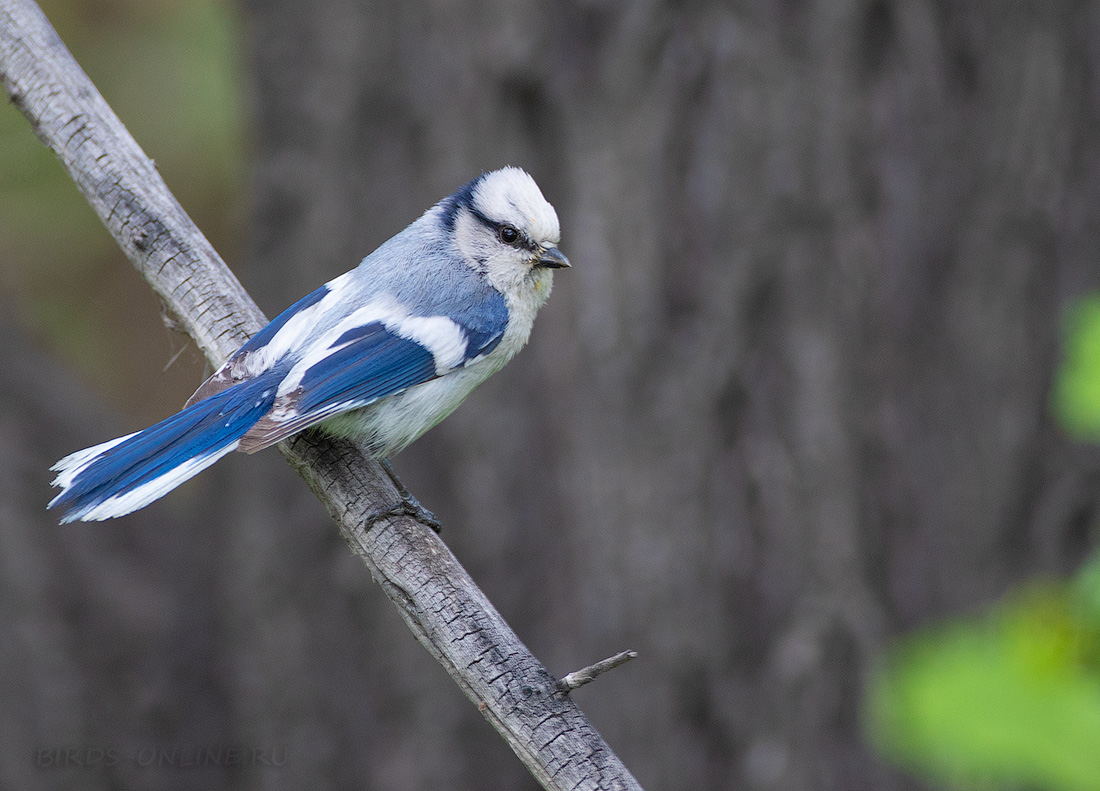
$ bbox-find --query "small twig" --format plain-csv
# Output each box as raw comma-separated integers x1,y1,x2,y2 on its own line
556,651,638,694
161,339,189,373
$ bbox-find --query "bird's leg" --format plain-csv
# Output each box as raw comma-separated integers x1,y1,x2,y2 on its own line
378,458,442,533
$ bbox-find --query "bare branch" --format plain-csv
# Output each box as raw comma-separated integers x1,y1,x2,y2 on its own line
0,2,643,788
557,651,639,694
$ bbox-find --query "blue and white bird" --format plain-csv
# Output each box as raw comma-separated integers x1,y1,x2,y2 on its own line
49,167,569,523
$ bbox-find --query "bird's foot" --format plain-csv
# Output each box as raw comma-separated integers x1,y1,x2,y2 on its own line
378,459,442,533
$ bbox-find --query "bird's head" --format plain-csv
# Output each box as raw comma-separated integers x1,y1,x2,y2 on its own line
442,167,569,299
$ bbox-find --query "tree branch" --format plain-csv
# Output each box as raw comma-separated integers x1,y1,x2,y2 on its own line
0,2,643,788
556,651,638,694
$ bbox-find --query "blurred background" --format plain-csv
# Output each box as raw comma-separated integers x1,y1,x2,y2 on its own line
3,0,1100,789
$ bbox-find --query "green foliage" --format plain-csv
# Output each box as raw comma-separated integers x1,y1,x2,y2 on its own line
869,556,1100,791
1054,295,1100,440
0,0,245,264
0,0,246,403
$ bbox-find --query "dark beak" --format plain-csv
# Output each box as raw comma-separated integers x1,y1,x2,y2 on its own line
535,246,571,269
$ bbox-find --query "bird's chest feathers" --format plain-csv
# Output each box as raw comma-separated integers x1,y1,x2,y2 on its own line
493,275,550,362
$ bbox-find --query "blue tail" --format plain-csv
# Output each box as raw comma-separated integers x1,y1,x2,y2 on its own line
49,377,279,523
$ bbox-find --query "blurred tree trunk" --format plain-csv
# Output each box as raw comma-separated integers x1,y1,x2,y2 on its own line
232,1,1100,789
7,1,1100,790
0,324,233,791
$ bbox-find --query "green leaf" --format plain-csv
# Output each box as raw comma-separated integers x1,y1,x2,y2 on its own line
1055,295,1100,440
869,586,1100,791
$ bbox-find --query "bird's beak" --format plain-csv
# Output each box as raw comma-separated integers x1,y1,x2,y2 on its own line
535,246,571,269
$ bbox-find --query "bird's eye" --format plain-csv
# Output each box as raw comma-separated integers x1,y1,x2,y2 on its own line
498,224,520,246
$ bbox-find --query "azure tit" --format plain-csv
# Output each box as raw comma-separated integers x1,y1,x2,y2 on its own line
49,167,569,523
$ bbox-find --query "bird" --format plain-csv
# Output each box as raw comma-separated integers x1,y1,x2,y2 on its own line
48,166,569,523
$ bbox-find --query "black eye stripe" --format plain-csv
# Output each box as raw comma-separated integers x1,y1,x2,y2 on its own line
470,208,535,250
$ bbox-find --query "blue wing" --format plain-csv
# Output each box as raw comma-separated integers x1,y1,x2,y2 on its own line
295,323,437,412
184,282,334,408
236,295,509,453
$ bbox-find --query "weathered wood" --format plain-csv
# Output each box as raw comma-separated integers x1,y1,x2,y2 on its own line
0,1,642,788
